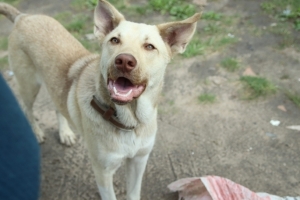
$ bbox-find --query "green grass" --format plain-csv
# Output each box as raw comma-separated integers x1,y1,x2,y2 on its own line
203,23,221,34
198,93,216,103
182,39,205,58
0,0,18,3
183,35,237,58
148,0,196,19
65,16,88,33
240,76,276,99
0,57,8,71
54,10,99,52
202,11,222,20
261,0,300,30
286,92,300,108
0,37,8,51
221,57,239,72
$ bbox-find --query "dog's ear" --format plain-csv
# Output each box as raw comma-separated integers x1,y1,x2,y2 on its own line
157,13,201,55
94,0,125,40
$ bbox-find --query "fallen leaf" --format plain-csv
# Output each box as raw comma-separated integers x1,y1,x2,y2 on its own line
277,105,287,112
243,67,256,76
286,125,300,131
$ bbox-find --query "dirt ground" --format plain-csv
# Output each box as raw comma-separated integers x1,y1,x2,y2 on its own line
0,0,300,199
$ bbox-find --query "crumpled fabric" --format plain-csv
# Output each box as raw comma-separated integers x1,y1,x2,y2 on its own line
168,176,300,200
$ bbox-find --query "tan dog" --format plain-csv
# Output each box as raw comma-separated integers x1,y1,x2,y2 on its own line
0,1,200,199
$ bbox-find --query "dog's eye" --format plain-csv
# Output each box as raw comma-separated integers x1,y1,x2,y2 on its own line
110,37,120,44
145,44,155,51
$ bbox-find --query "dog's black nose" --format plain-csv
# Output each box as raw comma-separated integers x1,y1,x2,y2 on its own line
115,54,137,73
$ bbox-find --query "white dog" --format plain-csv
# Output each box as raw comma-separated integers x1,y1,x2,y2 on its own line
0,1,200,199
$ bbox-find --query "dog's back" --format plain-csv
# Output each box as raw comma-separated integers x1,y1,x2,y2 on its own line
0,3,91,142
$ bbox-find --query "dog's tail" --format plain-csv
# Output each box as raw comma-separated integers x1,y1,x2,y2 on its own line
0,3,21,23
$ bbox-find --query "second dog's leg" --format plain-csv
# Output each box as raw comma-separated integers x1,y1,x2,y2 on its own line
126,154,150,200
56,112,76,146
9,48,44,143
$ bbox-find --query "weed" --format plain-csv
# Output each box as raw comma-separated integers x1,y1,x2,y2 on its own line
148,0,196,19
240,76,276,99
198,93,216,103
202,11,222,20
261,2,276,12
215,36,236,47
204,23,221,34
221,57,239,72
286,92,300,108
183,39,205,58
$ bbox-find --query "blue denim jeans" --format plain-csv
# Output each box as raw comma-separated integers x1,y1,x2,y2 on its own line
0,75,40,200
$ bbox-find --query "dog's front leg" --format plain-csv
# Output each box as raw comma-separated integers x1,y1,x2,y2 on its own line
126,154,150,200
93,167,117,200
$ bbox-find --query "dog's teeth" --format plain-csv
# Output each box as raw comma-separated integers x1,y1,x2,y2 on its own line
124,89,132,97
113,86,132,97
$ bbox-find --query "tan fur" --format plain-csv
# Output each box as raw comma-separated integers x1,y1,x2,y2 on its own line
0,3,20,22
0,1,200,199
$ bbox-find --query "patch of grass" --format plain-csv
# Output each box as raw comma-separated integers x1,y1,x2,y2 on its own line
204,23,221,34
215,36,237,47
0,0,18,3
261,0,300,31
65,16,88,33
182,39,205,58
202,11,222,20
0,57,8,71
0,37,8,51
240,76,276,99
261,2,276,12
76,0,127,10
198,93,216,103
221,57,239,72
54,11,72,23
148,0,196,19
183,34,237,58
286,92,300,108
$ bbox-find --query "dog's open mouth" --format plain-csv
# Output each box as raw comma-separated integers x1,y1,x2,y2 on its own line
108,77,145,104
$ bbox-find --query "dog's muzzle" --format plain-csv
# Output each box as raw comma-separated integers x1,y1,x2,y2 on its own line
107,54,146,104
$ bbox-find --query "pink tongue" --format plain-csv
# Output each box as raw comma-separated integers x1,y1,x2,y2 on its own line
115,77,134,92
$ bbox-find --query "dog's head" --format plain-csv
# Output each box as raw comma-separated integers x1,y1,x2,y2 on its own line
94,0,200,105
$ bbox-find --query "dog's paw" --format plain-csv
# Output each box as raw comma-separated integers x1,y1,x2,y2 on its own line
34,126,45,143
59,131,76,146
36,132,45,143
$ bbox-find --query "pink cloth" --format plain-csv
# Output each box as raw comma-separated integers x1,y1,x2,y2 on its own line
200,176,270,200
168,176,274,200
